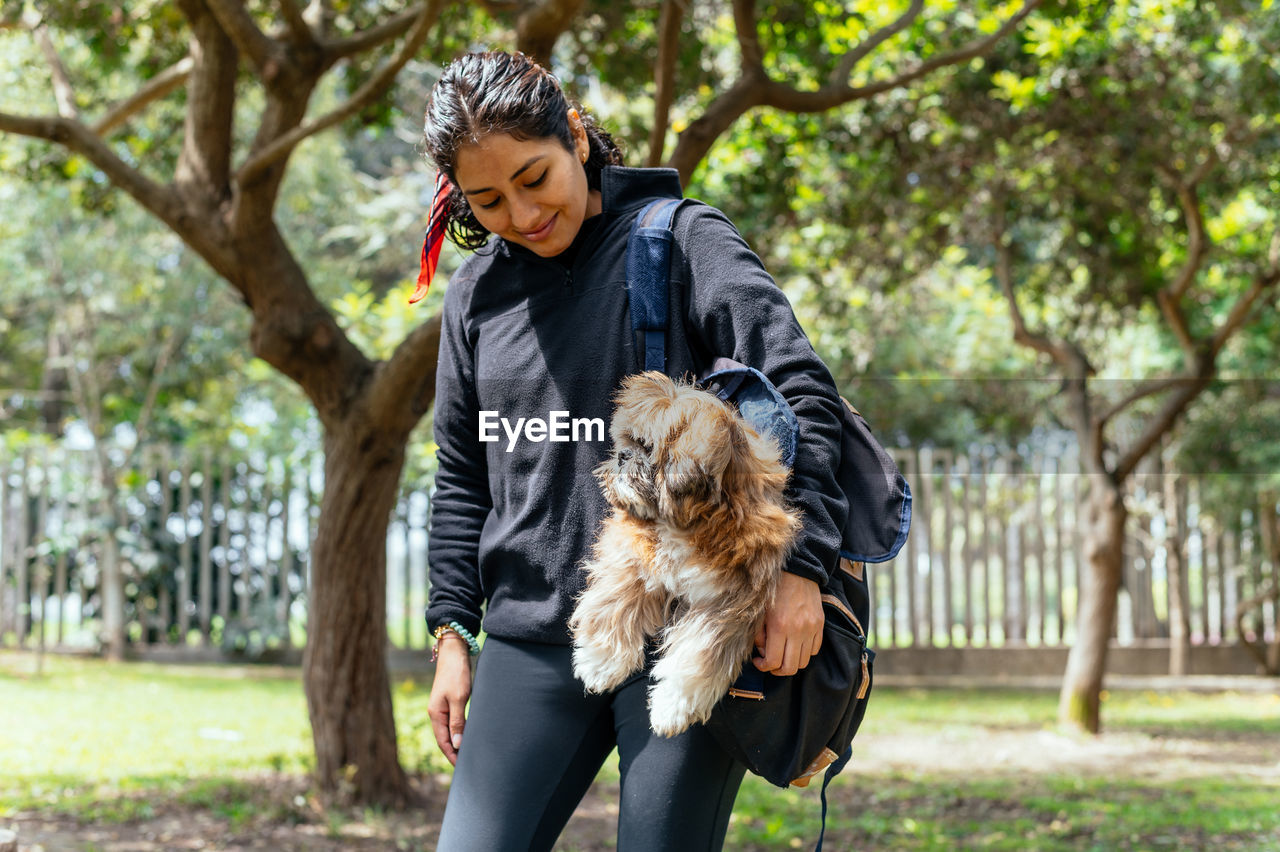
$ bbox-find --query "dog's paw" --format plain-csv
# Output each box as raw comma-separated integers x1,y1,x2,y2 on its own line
647,680,702,738
572,642,638,694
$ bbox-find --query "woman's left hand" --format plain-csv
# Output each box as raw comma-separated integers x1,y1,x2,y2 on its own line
753,571,824,676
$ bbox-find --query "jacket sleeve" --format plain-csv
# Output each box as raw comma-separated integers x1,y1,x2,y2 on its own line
679,205,847,587
425,277,490,636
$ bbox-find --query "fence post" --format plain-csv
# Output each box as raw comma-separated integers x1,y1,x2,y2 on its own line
178,455,194,643
940,450,955,647
199,449,214,645
16,450,31,645
281,459,296,648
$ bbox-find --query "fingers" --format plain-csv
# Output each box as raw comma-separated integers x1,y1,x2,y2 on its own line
752,627,823,675
428,696,460,766
449,694,467,752
754,571,825,675
428,685,469,766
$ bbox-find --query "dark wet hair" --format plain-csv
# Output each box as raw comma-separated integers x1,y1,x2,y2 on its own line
421,51,624,250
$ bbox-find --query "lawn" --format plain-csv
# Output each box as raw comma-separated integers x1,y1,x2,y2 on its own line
2,650,1278,851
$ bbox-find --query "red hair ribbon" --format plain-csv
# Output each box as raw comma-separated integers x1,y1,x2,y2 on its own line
409,170,452,304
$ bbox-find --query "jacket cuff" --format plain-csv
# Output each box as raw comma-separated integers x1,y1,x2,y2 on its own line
782,530,834,587
426,606,483,640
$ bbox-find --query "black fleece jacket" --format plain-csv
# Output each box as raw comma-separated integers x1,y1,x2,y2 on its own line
426,166,848,644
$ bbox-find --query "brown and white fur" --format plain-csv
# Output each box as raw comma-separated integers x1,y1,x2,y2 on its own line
569,372,801,737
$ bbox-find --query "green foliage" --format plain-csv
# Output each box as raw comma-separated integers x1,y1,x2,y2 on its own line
5,0,1276,470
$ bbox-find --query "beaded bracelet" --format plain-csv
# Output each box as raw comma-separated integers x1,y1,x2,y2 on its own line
432,621,480,661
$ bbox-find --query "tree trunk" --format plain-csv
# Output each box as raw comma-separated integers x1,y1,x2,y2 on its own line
1059,477,1126,733
302,422,414,806
39,327,69,437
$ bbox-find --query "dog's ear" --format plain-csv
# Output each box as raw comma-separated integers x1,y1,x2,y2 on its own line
657,404,738,526
720,410,790,507
658,453,720,527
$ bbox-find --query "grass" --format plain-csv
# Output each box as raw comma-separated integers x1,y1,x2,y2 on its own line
730,774,1280,851
2,650,1278,850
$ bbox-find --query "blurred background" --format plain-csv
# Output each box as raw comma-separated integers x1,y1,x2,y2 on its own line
1,0,1277,849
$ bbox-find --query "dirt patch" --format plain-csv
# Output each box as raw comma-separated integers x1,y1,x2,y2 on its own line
7,726,1279,851
854,724,1280,782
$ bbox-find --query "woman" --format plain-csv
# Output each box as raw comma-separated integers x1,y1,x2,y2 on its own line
421,51,847,851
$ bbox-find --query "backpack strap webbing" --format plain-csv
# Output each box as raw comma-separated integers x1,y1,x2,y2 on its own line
626,198,683,373
814,745,852,852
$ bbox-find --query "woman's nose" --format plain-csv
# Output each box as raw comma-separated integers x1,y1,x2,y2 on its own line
509,195,541,231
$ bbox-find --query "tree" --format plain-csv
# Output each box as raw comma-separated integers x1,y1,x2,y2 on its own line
891,0,1279,729
2,0,1040,803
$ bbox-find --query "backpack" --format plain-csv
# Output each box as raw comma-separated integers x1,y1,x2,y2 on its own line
625,197,912,851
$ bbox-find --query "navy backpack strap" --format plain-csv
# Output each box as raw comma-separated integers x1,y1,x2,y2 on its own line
814,745,852,852
626,198,683,373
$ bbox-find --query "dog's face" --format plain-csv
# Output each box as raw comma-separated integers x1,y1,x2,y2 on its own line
595,372,781,528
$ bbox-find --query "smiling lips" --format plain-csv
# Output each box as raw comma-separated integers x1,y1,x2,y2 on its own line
518,212,558,242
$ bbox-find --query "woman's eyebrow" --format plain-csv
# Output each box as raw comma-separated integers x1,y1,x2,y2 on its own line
463,155,546,195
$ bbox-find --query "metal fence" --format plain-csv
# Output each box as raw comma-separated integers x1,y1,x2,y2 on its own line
1,446,1275,657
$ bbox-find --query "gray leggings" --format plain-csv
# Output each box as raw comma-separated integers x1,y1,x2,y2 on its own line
435,635,746,852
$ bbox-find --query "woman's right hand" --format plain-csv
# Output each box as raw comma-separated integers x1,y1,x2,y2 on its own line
428,634,473,766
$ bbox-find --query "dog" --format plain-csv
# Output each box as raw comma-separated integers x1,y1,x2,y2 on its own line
569,371,801,737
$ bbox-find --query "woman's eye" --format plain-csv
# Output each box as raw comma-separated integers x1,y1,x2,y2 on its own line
478,197,501,210
525,170,548,188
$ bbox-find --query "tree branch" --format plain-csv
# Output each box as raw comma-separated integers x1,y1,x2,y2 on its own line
732,0,764,72
203,0,283,77
991,202,1104,472
92,57,195,136
1153,168,1209,366
769,0,1042,110
829,0,924,87
0,112,183,231
1112,245,1278,481
322,4,423,61
515,0,588,66
175,0,240,199
993,211,1090,375
32,21,80,120
1113,369,1213,483
1096,377,1197,428
278,0,316,45
647,0,687,167
1210,264,1280,356
668,0,1040,182
368,313,444,435
237,0,443,186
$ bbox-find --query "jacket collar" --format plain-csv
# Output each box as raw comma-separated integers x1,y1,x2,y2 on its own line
600,166,683,215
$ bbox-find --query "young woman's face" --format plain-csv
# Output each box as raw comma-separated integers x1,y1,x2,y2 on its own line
453,112,602,258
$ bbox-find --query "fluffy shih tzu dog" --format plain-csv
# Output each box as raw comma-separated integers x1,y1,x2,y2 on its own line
569,371,801,737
